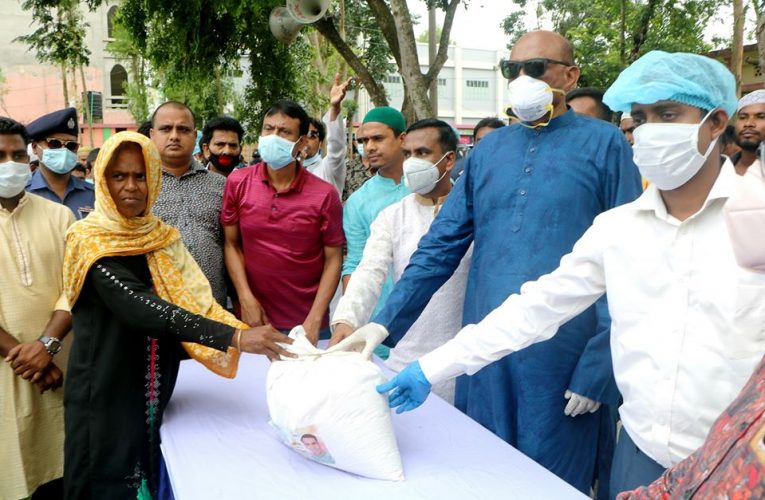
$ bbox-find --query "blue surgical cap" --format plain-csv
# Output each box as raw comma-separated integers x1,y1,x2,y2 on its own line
603,51,737,118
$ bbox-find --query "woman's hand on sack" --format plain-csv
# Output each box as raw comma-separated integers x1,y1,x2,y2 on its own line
327,323,355,348
239,326,296,362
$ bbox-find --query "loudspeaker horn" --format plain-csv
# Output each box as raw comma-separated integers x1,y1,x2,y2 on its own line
269,6,304,44
286,0,329,24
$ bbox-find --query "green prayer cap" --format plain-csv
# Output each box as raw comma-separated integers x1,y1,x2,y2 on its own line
362,107,406,135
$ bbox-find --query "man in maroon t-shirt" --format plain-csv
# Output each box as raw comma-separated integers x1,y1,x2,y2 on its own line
221,100,344,345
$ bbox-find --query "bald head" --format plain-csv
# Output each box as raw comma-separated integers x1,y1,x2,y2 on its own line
511,31,574,66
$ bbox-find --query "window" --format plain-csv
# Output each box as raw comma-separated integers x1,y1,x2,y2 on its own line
383,75,401,84
110,65,128,105
466,80,489,88
107,6,118,39
438,78,446,86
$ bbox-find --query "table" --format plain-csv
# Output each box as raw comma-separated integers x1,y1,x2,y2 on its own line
161,355,587,499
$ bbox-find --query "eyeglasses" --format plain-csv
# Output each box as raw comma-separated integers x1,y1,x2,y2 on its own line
306,131,321,139
44,137,80,152
499,58,572,80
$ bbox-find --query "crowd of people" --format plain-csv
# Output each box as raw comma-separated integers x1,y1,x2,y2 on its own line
2,28,764,500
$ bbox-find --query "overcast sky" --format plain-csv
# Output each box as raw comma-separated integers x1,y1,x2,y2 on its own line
406,1,748,54
407,1,513,52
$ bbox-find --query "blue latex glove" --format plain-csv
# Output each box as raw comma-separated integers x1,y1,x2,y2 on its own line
376,361,432,414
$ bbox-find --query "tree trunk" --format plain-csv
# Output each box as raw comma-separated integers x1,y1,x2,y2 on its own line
61,64,69,105
313,17,389,107
388,0,433,120
619,0,626,66
732,0,744,97
429,6,438,118
629,0,660,62
309,31,328,101
425,0,460,81
366,0,403,67
79,65,93,146
71,66,78,112
338,0,348,78
759,12,765,87
214,65,224,115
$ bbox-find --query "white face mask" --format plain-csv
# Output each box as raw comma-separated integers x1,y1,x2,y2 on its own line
403,152,449,195
507,75,556,124
0,161,32,198
303,151,322,167
632,110,718,191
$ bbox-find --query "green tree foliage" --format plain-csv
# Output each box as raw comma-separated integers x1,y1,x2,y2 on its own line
16,0,90,69
15,0,90,103
239,3,315,135
88,0,384,134
302,1,395,119
113,0,249,126
502,0,723,89
106,22,151,124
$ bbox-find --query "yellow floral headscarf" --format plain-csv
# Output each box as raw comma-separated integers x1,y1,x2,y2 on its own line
62,131,245,378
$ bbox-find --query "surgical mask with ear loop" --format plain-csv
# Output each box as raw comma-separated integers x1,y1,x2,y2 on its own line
632,109,719,191
303,151,322,167
403,152,450,195
258,134,300,170
0,161,32,198
507,75,565,128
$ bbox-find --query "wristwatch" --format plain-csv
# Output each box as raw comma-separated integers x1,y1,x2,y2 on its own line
38,335,63,356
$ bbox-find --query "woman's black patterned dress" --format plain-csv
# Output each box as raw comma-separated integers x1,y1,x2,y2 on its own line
63,256,234,500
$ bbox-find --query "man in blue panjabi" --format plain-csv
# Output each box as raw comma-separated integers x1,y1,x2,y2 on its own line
330,30,642,495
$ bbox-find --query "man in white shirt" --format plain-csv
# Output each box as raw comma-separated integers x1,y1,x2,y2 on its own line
367,51,754,497
733,89,765,174
330,119,470,403
302,74,353,195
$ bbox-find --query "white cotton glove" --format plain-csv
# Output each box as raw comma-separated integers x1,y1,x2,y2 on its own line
324,323,388,360
563,390,601,417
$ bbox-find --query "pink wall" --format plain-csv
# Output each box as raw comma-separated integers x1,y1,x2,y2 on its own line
2,64,135,147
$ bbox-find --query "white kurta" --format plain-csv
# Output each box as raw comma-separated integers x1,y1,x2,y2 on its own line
0,193,74,499
420,161,765,467
333,193,472,402
306,111,347,196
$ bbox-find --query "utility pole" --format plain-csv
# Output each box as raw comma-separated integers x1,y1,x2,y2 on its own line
428,6,438,118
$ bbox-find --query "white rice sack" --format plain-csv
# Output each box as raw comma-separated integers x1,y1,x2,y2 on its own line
266,330,404,481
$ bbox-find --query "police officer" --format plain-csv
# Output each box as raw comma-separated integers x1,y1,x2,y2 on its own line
26,107,94,219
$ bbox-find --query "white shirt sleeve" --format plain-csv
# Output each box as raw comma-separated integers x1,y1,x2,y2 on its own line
332,209,394,328
419,219,609,384
321,111,347,194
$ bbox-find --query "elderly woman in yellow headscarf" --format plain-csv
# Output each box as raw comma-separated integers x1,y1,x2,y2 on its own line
60,132,292,500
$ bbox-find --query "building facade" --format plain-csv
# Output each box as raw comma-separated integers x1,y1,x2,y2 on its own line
356,42,510,143
0,1,136,146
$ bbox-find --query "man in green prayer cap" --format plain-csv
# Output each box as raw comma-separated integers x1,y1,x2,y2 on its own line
339,107,410,331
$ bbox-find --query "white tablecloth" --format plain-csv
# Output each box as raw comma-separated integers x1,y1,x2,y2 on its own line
160,355,587,500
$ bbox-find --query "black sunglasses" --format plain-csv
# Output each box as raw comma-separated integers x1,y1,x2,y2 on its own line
499,58,572,80
45,137,80,152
